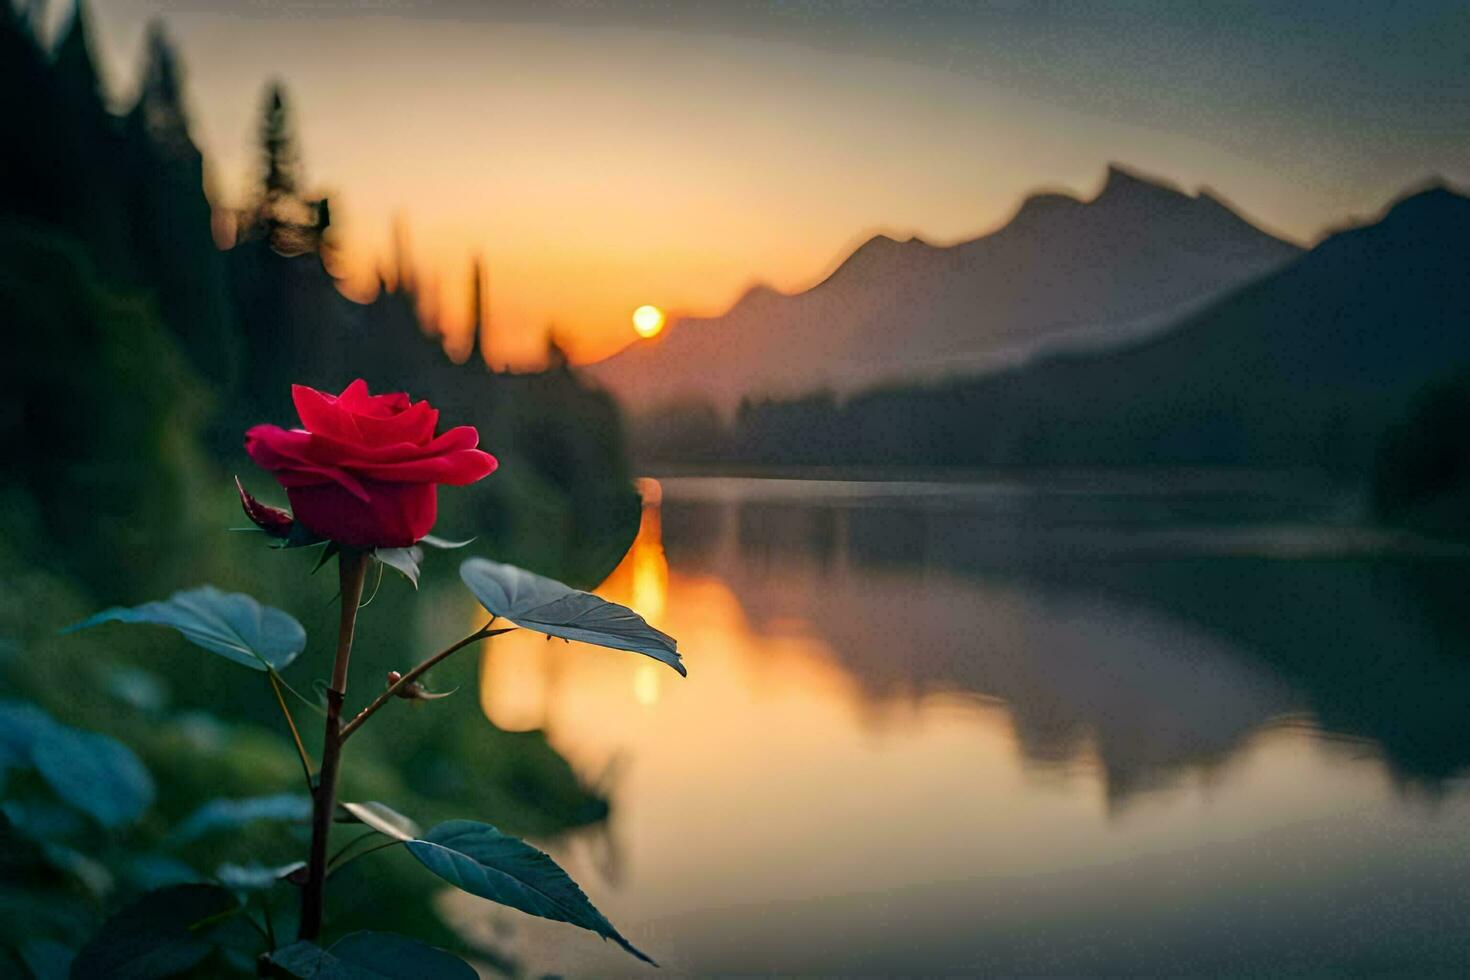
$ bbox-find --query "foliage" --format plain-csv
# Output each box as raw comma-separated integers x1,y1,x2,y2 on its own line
0,8,663,974
462,558,684,674
67,587,308,673
39,533,684,976
407,820,654,964
270,932,475,979
1,700,155,831
0,224,208,599
70,884,240,979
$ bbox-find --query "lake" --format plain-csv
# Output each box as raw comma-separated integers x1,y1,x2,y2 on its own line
449,474,1470,977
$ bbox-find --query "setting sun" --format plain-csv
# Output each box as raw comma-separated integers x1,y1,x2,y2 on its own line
633,304,666,338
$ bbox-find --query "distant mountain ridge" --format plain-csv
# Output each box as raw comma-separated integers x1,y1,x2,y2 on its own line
715,181,1470,474
588,164,1303,415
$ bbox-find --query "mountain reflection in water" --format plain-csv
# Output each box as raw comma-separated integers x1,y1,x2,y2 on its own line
459,476,1470,977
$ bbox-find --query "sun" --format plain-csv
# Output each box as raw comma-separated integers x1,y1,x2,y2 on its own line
632,304,665,338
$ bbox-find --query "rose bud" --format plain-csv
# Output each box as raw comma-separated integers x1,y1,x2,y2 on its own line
244,380,498,549
235,475,294,538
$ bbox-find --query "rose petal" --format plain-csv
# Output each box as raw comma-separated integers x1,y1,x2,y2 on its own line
337,379,412,418
298,381,439,446
277,425,483,470
292,384,365,444
245,425,373,501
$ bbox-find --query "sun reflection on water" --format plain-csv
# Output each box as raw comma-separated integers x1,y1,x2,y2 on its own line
477,477,885,751
453,476,1470,977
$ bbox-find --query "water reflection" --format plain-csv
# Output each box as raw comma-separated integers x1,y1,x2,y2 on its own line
660,477,1470,793
465,476,1470,976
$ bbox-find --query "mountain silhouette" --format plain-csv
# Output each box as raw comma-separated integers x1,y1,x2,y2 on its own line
931,181,1470,471
588,164,1301,416
714,181,1469,473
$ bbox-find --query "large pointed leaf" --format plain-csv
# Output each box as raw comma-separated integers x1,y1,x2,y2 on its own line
338,801,421,842
71,883,239,980
406,819,654,965
32,726,153,829
270,933,475,979
64,586,306,672
460,558,684,676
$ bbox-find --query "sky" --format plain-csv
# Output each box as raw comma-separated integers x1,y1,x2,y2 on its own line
68,0,1470,366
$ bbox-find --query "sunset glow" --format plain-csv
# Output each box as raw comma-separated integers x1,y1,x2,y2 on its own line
632,304,665,339
73,4,1468,372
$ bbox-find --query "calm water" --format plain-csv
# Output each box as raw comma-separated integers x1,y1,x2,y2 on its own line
453,475,1470,977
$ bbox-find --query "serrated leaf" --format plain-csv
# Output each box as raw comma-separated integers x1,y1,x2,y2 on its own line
270,932,475,979
459,558,684,676
64,586,307,673
32,726,153,829
407,819,654,965
70,883,239,980
375,548,420,589
215,860,306,891
171,793,311,843
338,801,421,842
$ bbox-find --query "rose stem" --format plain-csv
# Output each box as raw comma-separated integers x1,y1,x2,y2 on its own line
338,621,514,742
299,547,370,942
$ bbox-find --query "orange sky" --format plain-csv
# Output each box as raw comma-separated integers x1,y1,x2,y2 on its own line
77,2,1469,368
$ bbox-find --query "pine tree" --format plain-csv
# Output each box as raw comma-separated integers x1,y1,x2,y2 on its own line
248,80,322,253
52,0,104,114
261,81,300,199
469,254,486,365
133,21,191,159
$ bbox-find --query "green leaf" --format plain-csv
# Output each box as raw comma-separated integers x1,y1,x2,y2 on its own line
32,726,154,829
70,883,239,980
18,938,74,980
338,801,421,842
101,665,169,713
270,932,475,979
120,853,201,891
41,841,114,895
215,860,306,892
171,793,311,843
1,798,88,840
374,548,420,589
407,819,654,965
64,586,307,673
459,558,684,676
0,700,61,773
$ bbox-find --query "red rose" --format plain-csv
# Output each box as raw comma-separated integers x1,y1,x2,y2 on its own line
244,379,498,548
